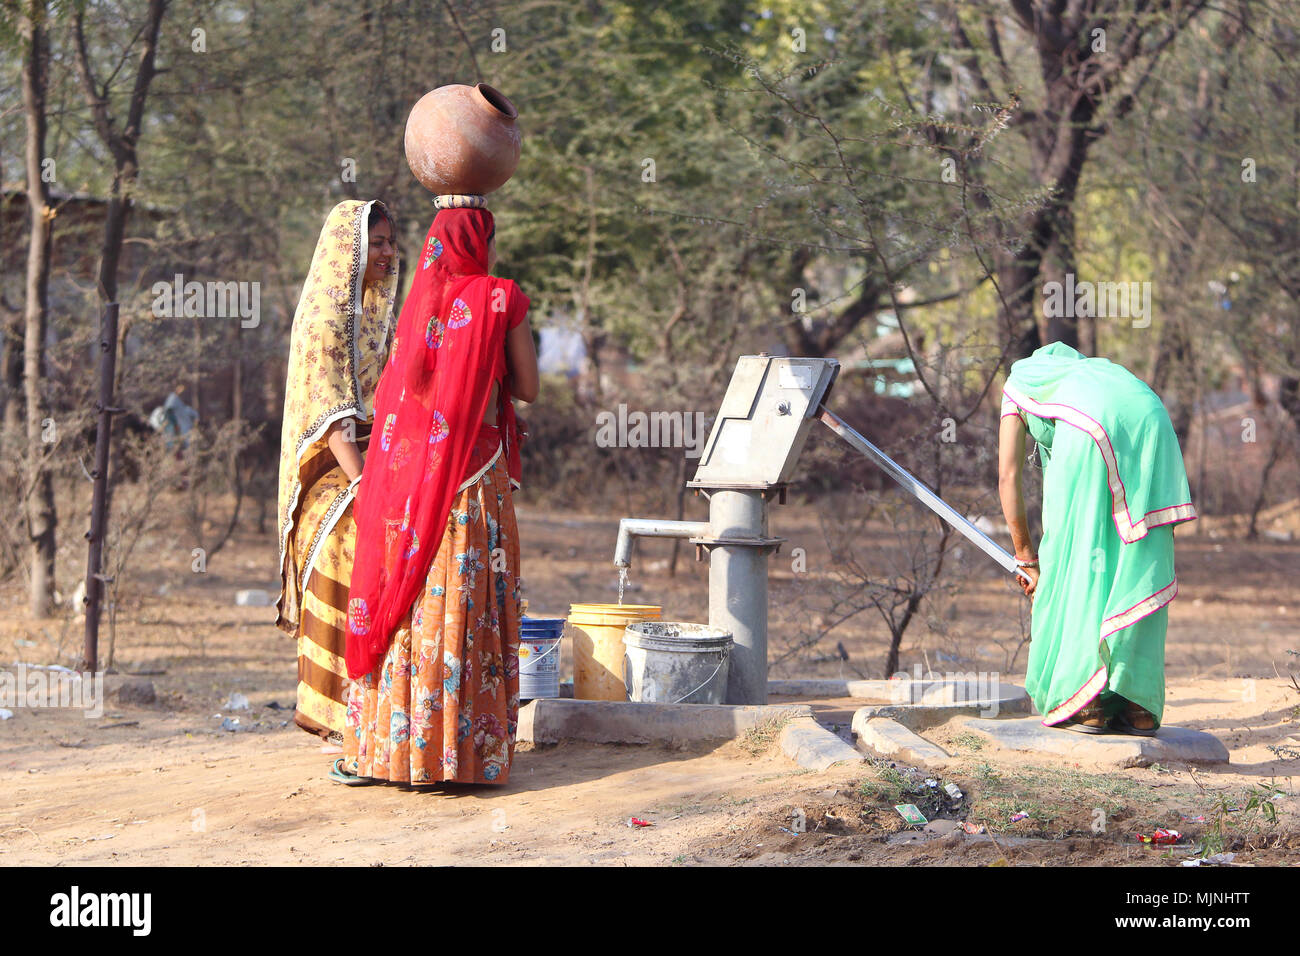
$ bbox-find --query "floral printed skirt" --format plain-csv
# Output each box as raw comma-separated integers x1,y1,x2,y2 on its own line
343,429,521,784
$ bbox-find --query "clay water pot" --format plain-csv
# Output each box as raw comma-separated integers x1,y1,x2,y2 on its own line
403,83,521,196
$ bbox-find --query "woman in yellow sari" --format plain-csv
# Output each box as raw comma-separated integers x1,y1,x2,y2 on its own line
276,200,398,741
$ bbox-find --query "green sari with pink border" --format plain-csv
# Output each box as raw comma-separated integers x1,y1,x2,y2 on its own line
1001,343,1197,727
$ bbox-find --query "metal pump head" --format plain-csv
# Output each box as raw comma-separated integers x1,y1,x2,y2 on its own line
689,355,840,489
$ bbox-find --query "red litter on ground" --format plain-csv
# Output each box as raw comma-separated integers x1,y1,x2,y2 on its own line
1136,828,1181,845
627,817,654,828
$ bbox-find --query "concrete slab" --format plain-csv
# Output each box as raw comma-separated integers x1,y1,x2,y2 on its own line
857,696,1033,731
955,716,1230,768
770,678,1031,729
778,716,866,771
851,712,952,769
768,679,892,698
517,698,812,746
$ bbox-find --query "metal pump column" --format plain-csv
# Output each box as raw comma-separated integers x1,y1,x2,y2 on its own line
615,356,839,704
686,356,841,703
697,488,773,704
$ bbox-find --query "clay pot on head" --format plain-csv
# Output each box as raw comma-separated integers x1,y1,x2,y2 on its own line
404,83,521,196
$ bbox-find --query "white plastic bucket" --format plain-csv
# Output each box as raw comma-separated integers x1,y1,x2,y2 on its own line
622,622,732,705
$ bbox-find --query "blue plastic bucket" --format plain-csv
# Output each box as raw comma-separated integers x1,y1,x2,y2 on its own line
519,617,564,700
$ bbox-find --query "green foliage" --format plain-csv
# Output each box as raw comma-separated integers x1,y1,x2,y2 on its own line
1,0,1295,515
1200,783,1285,857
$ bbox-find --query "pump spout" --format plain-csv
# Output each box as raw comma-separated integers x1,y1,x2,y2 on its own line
614,518,710,569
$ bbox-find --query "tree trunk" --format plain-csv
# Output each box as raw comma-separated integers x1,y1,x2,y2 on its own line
1279,377,1300,442
994,258,1043,361
1152,316,1196,447
21,1,56,617
1245,415,1284,539
2,315,22,450
72,0,167,663
1039,204,1082,350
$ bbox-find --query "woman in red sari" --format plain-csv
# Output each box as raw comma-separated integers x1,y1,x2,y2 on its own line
338,207,537,786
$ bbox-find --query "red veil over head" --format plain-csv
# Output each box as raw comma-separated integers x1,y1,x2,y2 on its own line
345,208,528,679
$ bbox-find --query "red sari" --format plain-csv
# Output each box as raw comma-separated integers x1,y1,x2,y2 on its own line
344,209,529,784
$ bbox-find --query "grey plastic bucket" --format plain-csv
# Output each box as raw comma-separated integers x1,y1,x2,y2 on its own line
622,622,732,705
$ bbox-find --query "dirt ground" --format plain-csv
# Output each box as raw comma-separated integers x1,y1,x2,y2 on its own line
2,500,1299,866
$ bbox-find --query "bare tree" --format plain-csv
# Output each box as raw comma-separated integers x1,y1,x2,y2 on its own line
69,0,166,654
14,0,56,615
72,0,166,304
939,0,1211,356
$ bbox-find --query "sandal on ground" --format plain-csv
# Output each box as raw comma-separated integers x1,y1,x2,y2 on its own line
328,757,374,786
1111,704,1158,737
1060,704,1110,734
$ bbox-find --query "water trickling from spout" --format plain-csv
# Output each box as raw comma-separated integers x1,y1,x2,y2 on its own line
617,566,629,605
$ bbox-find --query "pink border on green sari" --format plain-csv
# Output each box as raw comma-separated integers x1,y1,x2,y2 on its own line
1040,578,1178,726
1001,384,1197,543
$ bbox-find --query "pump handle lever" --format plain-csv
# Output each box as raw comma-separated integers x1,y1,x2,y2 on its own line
816,406,1032,585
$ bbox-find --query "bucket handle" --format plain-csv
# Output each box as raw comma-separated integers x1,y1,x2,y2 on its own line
668,643,731,705
520,634,563,668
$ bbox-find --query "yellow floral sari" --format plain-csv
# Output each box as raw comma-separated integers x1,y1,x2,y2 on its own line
276,200,397,738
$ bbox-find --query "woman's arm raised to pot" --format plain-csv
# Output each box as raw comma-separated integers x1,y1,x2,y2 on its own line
506,317,539,403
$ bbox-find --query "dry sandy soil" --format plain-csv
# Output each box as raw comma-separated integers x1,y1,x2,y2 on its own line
2,501,1299,866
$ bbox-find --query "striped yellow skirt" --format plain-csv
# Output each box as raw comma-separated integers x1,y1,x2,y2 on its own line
286,465,358,739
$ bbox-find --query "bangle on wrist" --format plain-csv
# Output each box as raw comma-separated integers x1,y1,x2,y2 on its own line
1015,558,1038,568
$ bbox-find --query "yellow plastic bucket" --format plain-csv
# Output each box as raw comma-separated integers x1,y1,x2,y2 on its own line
567,603,662,701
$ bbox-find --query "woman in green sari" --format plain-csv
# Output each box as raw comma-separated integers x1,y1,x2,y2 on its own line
998,343,1196,734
